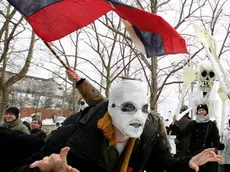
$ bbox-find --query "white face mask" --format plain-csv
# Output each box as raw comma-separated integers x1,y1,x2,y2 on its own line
108,80,149,138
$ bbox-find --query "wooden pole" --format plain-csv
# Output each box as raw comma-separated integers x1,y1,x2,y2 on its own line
43,40,68,69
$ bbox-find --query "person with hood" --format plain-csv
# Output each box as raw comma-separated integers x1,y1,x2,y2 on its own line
1,107,30,134
30,119,47,140
169,105,192,157
12,69,222,172
223,119,230,172
179,103,224,172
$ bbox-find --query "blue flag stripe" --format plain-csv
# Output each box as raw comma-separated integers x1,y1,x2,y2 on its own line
8,0,62,17
133,26,165,57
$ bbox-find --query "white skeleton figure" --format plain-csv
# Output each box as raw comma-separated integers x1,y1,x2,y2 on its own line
198,61,216,93
191,60,222,129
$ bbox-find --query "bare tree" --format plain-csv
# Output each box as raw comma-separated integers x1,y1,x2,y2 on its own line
4,0,227,117
49,0,230,114
0,3,36,120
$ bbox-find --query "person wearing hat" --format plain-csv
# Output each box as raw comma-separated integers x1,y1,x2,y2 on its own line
179,103,224,172
169,105,192,157
1,107,30,134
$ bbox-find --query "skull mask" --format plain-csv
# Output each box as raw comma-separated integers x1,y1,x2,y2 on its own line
78,98,88,112
198,61,215,93
55,116,66,129
108,80,149,138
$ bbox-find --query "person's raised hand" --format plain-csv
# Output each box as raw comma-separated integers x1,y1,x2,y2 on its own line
66,68,81,83
30,147,79,172
189,148,222,172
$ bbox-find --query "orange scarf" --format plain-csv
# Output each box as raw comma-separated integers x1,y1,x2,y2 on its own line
97,112,136,172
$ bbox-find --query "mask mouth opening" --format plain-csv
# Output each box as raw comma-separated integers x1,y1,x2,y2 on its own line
129,122,142,128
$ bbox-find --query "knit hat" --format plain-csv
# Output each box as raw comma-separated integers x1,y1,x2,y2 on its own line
180,105,188,114
197,104,208,114
5,107,20,118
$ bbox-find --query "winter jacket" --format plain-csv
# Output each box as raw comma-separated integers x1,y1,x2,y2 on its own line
0,127,44,172
1,117,30,134
75,78,171,150
180,120,224,172
13,101,193,172
30,128,47,140
180,120,224,154
169,115,192,157
223,127,230,164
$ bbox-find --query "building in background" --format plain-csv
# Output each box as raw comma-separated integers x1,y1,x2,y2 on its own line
20,107,72,134
1,68,78,109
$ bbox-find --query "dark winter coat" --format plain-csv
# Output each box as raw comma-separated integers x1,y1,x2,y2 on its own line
180,120,224,172
0,127,44,172
13,101,194,172
180,120,224,154
30,128,47,140
169,115,192,157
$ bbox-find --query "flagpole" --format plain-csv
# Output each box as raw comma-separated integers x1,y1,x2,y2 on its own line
43,40,69,69
16,13,69,69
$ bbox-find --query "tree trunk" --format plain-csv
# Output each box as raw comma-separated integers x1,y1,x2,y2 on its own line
150,57,158,111
0,88,10,122
105,75,111,98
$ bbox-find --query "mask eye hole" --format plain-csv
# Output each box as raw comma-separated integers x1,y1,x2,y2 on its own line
209,71,215,78
201,71,207,77
142,104,149,113
80,101,85,105
56,122,60,127
120,102,137,113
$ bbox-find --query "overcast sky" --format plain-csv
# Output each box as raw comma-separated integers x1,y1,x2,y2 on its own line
5,0,230,123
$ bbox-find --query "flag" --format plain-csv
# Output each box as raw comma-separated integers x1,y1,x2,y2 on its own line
109,0,188,57
8,0,111,42
7,0,188,57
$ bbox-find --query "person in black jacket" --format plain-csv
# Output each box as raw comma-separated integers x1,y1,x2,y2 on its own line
13,75,222,172
169,105,192,157
30,119,47,140
180,103,225,172
0,127,44,172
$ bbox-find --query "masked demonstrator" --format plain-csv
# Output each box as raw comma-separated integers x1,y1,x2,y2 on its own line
14,79,222,172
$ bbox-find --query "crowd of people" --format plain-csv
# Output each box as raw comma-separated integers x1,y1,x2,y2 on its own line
0,68,228,172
